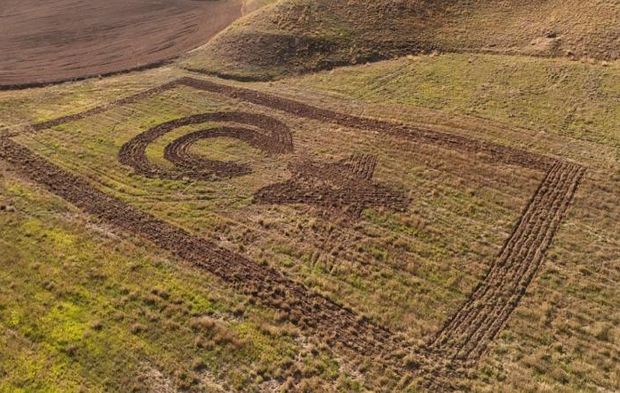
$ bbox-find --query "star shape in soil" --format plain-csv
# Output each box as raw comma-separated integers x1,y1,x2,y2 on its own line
254,153,409,217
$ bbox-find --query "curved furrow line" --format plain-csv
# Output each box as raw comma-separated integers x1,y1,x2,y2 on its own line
118,111,293,181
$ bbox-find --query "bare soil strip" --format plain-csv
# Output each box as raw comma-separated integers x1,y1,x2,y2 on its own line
28,76,557,173
9,77,585,389
0,136,397,360
176,77,556,171
119,112,293,180
418,161,585,390
0,0,243,89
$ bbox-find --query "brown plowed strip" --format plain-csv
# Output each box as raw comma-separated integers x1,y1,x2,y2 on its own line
418,161,585,391
0,0,242,89
0,136,398,361
163,127,255,179
31,80,181,131
340,153,378,181
175,77,556,171
30,77,555,172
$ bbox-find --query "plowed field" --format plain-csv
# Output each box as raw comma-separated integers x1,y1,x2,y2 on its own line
0,0,241,89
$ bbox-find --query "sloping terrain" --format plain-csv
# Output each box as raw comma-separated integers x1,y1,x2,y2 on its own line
268,53,620,391
1,55,618,391
182,0,620,80
0,1,618,392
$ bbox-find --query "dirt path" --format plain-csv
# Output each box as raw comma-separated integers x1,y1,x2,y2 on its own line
5,78,586,390
0,0,242,89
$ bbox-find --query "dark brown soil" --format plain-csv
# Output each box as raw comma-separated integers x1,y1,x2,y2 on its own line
254,154,409,217
0,0,242,89
10,77,586,390
118,112,293,180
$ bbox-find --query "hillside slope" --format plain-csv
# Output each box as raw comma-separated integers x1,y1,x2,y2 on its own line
181,0,620,80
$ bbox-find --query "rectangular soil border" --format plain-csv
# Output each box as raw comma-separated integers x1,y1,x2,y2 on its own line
1,77,585,391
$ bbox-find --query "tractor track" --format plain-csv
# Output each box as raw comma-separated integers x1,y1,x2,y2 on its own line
118,111,293,181
418,161,585,390
4,77,586,390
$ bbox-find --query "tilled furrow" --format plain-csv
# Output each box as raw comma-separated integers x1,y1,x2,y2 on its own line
24,77,555,173
176,78,556,171
445,165,570,341
429,163,564,347
463,163,584,363
31,81,181,131
117,111,293,181
429,163,568,355
417,162,584,390
453,163,580,361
